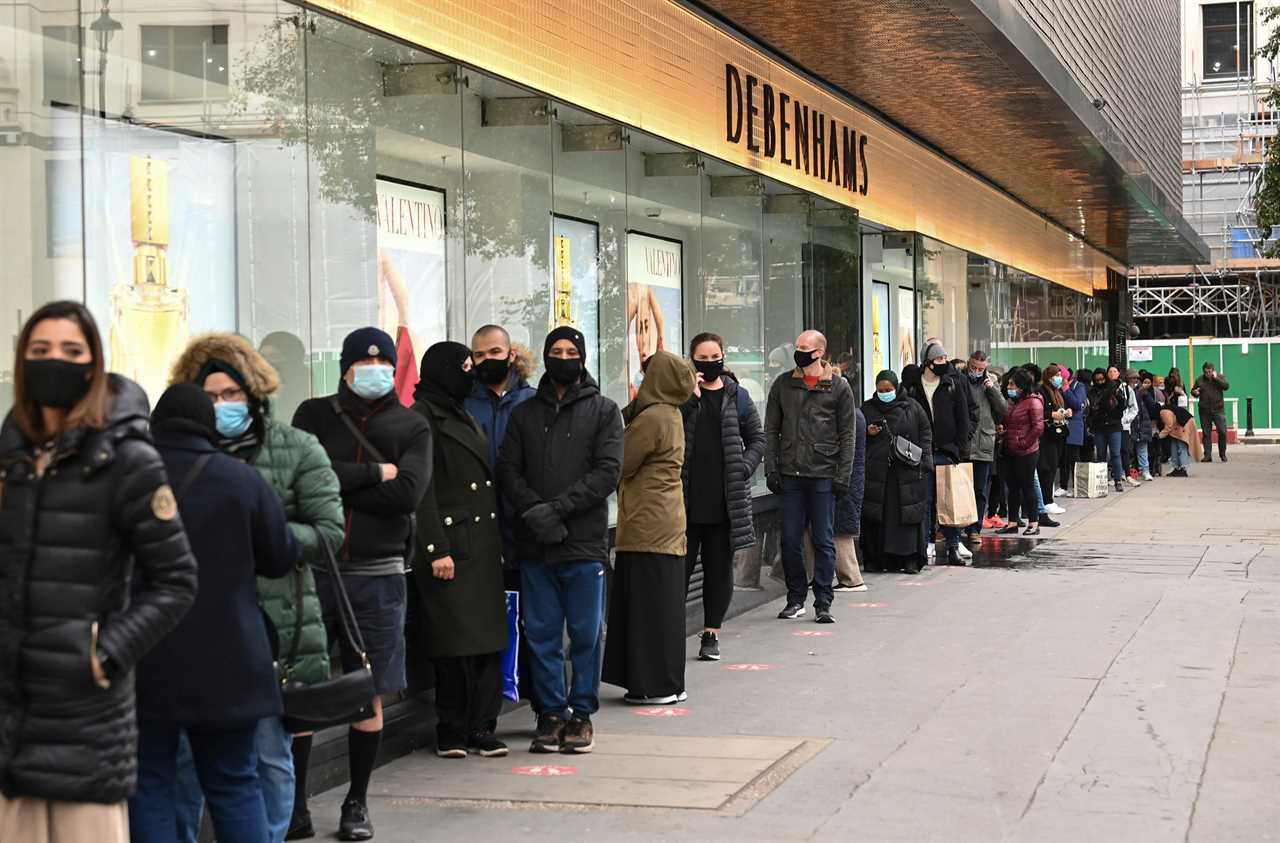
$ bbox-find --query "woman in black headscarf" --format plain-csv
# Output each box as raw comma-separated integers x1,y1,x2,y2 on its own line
860,370,934,574
410,342,510,758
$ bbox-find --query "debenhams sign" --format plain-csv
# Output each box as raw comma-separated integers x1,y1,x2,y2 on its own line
724,63,869,198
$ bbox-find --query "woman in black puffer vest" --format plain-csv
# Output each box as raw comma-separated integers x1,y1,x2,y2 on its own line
680,333,766,662
0,302,196,842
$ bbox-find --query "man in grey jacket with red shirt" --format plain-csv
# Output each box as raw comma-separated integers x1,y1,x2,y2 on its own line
765,329,856,625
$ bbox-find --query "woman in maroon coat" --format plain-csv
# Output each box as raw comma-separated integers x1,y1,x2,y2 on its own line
999,368,1046,537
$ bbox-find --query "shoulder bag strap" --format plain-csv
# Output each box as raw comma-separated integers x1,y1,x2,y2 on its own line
328,396,387,464
311,524,370,668
175,453,213,501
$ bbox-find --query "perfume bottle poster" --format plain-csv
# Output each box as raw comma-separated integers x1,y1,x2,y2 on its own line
82,120,236,404
551,214,600,379
626,231,684,401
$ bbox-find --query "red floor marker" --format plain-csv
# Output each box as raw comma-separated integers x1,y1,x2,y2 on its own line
848,602,888,608
724,663,779,671
512,764,577,776
793,630,833,637
634,707,692,717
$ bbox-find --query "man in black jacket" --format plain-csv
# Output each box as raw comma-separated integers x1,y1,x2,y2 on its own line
292,327,431,842
497,327,623,756
911,342,976,566
764,329,856,625
1192,361,1230,462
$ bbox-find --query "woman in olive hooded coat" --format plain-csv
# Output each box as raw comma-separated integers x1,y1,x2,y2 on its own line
603,350,696,705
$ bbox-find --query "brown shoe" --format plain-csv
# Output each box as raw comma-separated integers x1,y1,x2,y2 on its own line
560,715,594,754
530,713,567,754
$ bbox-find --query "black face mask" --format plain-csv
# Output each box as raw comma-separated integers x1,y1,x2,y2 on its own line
475,356,511,386
693,359,725,382
794,349,817,369
967,370,984,382
930,362,949,376
435,365,475,402
545,356,583,385
23,359,93,409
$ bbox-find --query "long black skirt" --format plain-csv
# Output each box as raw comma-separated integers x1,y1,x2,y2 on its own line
602,552,686,699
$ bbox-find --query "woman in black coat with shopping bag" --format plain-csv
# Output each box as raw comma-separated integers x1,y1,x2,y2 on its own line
411,342,510,760
860,370,934,575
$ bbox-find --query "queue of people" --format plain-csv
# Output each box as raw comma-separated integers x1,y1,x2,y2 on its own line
0,303,1231,843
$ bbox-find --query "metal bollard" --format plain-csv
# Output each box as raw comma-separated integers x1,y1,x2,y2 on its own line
1246,396,1255,437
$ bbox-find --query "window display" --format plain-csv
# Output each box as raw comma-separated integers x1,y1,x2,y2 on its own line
626,231,684,400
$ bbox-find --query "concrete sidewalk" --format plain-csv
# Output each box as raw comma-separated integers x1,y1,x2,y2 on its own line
310,448,1280,842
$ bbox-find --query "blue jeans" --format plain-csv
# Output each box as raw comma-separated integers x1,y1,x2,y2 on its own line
968,461,993,532
780,476,837,609
1136,440,1150,474
1034,475,1046,515
131,720,267,843
1094,430,1124,481
927,454,962,548
1171,438,1191,471
175,718,294,843
521,558,605,717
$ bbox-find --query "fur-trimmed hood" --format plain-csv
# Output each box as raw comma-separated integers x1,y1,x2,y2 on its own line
170,333,281,401
511,342,536,382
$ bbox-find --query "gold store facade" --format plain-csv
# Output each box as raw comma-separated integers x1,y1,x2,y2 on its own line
1,0,1112,419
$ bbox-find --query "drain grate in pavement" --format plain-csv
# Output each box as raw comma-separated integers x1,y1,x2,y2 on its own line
366,733,826,814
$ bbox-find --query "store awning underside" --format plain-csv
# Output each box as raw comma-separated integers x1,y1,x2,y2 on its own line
697,0,1210,268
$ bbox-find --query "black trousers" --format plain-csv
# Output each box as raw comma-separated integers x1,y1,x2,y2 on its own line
432,651,504,740
1037,434,1064,504
686,521,734,629
1004,452,1039,525
1059,443,1081,490
1200,409,1228,458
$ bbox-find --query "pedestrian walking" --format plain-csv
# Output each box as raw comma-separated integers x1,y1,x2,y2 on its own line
765,330,857,623
604,350,696,703
998,369,1045,536
962,350,1007,537
1192,361,1230,463
1058,368,1088,493
904,342,975,565
171,332,345,843
497,326,623,755
860,371,933,574
411,342,510,759
680,333,766,661
0,301,197,843
131,384,298,843
1037,364,1069,515
292,328,432,841
1088,367,1127,493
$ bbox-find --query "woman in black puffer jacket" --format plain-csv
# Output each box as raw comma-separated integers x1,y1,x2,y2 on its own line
681,333,765,662
0,302,197,841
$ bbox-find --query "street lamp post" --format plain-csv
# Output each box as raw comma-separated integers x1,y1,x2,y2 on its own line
89,1,122,119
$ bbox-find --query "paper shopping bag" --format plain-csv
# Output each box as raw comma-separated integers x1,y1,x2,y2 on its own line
936,462,979,526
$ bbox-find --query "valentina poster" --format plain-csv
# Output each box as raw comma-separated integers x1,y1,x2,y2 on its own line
626,231,684,401
375,177,447,405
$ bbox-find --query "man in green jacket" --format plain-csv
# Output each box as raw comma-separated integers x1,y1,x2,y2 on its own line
171,333,344,843
1192,361,1230,462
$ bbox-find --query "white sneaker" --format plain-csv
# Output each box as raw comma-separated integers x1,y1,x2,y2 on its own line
1044,503,1066,515
1125,475,1140,487
927,543,936,560
1142,471,1154,481
1053,487,1068,498
955,543,973,560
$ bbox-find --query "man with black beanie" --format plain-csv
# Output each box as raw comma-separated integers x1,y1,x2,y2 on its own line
292,327,431,842
497,326,623,755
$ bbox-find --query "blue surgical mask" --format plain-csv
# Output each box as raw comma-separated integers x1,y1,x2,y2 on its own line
1051,375,1063,388
214,401,252,438
1006,388,1019,398
877,390,896,403
351,364,395,400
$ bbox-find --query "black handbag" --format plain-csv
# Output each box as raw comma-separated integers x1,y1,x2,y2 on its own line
883,421,923,468
281,528,376,733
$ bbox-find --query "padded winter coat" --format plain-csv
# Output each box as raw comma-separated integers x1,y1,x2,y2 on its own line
497,371,624,564
907,365,976,462
764,362,857,482
0,376,197,803
964,375,1007,462
860,395,933,526
1003,393,1046,456
680,375,766,552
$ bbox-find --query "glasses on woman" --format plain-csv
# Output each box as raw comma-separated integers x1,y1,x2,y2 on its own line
204,386,247,404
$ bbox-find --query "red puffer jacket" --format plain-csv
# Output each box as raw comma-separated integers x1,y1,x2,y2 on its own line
1002,393,1045,456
